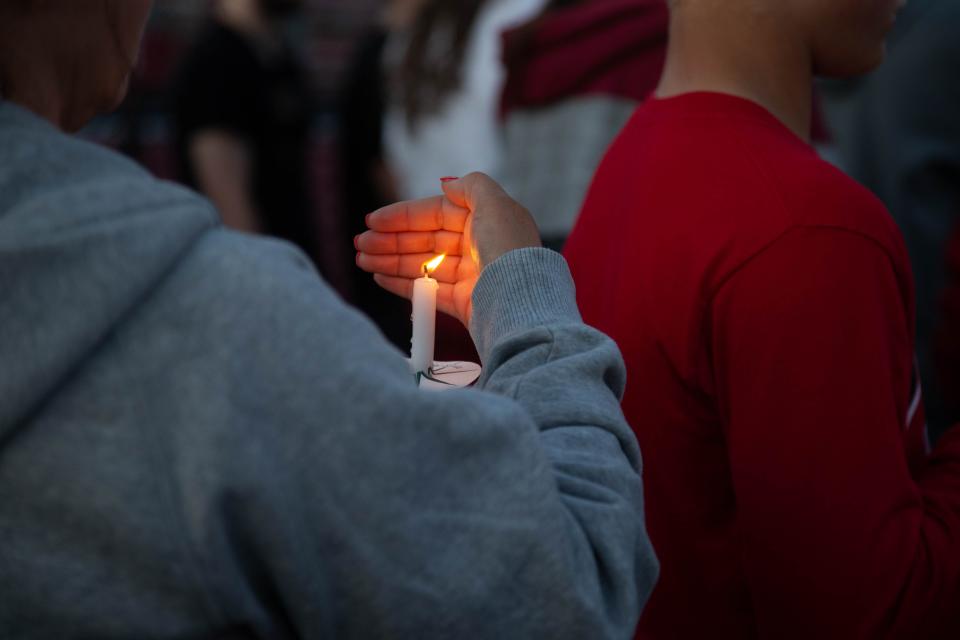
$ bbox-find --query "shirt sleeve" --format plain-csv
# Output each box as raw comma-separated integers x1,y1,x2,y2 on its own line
175,241,658,639
710,226,960,638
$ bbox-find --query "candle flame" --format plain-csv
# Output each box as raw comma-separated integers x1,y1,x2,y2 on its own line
423,254,446,275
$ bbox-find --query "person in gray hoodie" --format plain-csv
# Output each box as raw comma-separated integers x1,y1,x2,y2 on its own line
0,1,657,639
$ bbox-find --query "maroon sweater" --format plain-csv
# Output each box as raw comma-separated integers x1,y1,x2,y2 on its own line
499,0,667,116
565,92,960,638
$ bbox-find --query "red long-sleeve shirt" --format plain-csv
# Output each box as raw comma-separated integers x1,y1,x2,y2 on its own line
565,92,960,638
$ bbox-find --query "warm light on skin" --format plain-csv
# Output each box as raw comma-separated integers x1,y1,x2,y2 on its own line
423,254,446,276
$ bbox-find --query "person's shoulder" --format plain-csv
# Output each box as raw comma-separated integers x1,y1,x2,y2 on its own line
728,133,909,282
614,93,804,187
0,102,145,179
0,103,213,220
746,140,906,261
172,229,329,315
604,95,805,235
163,229,395,369
630,93,904,254
143,227,414,433
595,92,909,287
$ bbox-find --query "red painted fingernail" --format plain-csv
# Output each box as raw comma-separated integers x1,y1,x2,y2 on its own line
440,176,459,183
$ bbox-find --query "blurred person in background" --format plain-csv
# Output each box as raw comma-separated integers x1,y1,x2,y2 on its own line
383,0,546,201
819,0,960,440
0,1,659,636
337,0,427,349
939,223,960,426
381,0,548,362
498,0,668,251
173,0,320,266
339,0,427,221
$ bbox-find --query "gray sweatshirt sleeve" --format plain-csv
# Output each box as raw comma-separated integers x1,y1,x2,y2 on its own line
171,239,657,639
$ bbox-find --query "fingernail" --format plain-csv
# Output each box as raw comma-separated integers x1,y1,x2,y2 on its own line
440,176,459,183
353,235,360,250
365,213,372,225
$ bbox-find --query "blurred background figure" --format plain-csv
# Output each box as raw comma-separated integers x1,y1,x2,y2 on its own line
365,0,548,359
339,0,426,226
498,0,668,251
382,0,547,201
938,224,960,428
173,0,321,267
819,0,960,440
337,0,427,349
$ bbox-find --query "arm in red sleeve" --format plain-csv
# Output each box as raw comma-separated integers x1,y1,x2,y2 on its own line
711,226,960,638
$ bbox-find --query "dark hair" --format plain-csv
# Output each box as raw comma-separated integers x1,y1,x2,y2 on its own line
545,0,583,9
396,0,487,130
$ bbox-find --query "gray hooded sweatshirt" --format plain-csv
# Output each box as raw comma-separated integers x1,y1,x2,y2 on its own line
0,101,657,639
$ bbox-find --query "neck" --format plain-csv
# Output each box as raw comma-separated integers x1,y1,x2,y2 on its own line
217,0,273,39
656,6,813,141
383,0,425,30
0,42,88,131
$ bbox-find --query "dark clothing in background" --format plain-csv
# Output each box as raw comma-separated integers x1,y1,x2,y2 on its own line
174,21,319,264
939,225,960,423
337,28,410,351
819,0,960,439
338,29,390,222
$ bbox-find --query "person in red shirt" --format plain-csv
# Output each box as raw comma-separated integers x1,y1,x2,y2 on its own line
563,0,960,637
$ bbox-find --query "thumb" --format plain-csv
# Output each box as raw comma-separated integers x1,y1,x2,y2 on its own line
440,175,467,209
440,172,507,212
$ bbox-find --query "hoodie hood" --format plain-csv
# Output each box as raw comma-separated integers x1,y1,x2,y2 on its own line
500,0,668,116
0,101,216,441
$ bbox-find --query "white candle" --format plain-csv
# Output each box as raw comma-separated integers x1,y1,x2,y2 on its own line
410,255,444,374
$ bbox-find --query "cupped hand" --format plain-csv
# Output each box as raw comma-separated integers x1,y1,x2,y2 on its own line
355,173,541,328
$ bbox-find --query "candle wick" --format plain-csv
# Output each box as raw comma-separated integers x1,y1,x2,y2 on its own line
422,264,429,277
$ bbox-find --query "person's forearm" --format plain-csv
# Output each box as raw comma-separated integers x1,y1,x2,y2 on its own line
189,129,261,234
208,192,261,234
472,249,643,471
470,248,659,634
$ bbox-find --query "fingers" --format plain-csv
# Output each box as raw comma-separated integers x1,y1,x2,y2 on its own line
367,196,469,233
356,230,462,256
357,252,463,283
373,275,463,320
371,274,413,299
439,172,509,211
366,196,441,232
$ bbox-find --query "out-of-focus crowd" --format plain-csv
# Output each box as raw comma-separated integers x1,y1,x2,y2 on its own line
87,0,959,440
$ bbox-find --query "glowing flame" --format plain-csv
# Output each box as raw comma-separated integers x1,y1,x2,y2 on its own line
423,254,446,276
